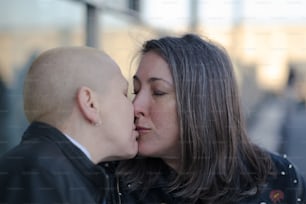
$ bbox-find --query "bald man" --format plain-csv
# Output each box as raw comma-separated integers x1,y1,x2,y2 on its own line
0,47,138,203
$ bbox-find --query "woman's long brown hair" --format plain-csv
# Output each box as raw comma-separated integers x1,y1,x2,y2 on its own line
117,34,273,203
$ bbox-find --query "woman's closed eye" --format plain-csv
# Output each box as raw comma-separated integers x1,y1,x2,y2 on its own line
131,89,166,96
153,90,166,96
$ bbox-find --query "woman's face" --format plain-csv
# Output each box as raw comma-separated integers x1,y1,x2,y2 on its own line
133,51,180,164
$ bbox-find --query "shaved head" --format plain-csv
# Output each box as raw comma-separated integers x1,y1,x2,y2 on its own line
24,47,120,123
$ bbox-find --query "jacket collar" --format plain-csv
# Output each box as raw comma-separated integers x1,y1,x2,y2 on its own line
23,121,109,197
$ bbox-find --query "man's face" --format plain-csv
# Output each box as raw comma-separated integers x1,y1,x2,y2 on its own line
97,72,138,160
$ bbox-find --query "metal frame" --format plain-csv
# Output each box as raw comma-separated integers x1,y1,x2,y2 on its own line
70,0,141,48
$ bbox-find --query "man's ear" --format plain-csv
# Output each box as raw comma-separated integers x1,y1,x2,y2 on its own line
76,86,100,125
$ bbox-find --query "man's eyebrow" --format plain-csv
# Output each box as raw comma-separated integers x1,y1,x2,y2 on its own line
123,80,128,91
133,75,140,82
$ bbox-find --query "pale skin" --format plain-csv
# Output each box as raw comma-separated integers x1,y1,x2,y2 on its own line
133,51,181,171
24,47,138,164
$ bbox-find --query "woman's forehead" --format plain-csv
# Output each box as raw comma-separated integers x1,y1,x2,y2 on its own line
136,52,172,80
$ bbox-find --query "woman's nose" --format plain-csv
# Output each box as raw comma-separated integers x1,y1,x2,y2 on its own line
133,93,148,118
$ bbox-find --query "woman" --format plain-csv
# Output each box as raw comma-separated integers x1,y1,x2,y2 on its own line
118,34,306,203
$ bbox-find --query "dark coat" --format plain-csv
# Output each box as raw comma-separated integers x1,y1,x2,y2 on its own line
119,153,306,204
0,122,108,204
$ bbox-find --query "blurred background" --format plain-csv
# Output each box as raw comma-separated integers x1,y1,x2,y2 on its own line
0,0,305,177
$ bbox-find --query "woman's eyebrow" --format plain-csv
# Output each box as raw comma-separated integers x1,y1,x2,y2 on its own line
133,75,172,86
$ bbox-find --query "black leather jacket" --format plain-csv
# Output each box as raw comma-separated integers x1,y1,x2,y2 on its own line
0,122,108,204
100,161,124,204
119,153,306,204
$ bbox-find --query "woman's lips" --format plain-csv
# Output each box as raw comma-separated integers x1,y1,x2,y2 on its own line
136,126,151,134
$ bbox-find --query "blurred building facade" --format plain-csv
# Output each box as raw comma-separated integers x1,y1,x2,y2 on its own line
0,0,306,153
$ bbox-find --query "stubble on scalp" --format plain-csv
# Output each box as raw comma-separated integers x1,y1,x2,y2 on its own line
23,46,120,124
